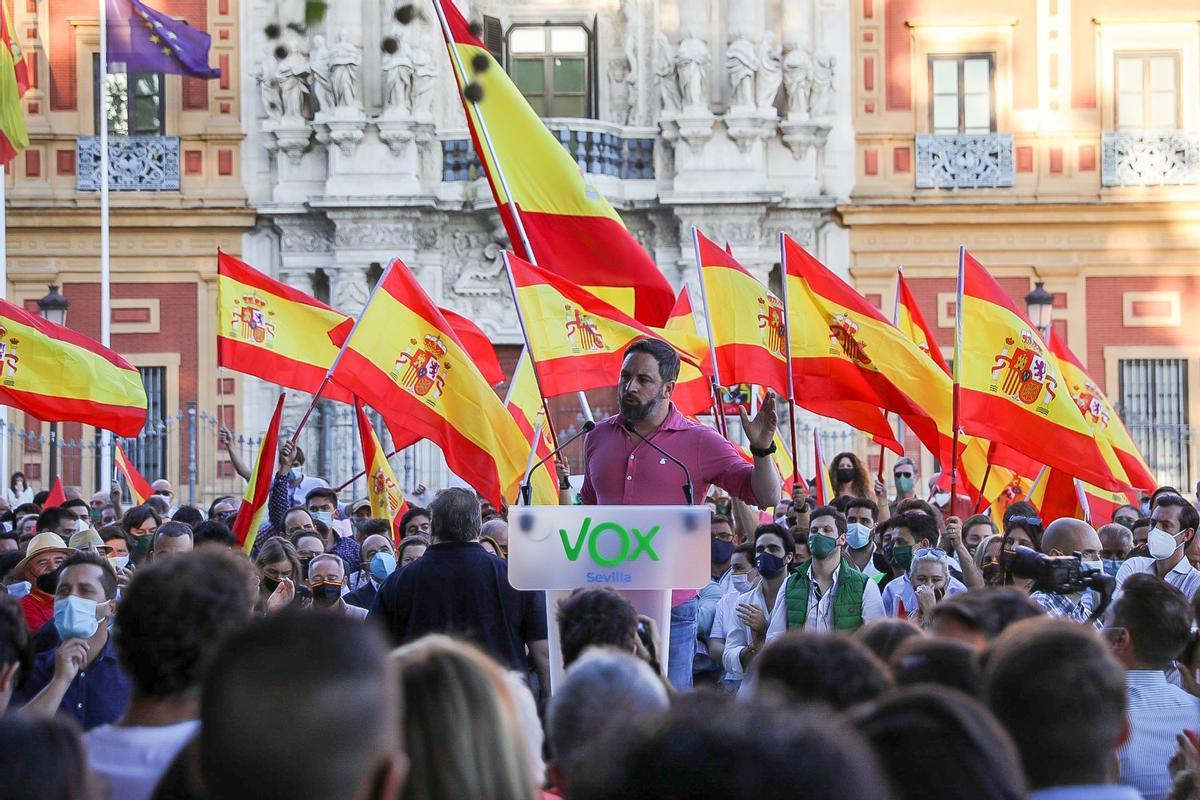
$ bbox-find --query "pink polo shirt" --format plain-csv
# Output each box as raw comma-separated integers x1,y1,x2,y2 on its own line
579,404,758,607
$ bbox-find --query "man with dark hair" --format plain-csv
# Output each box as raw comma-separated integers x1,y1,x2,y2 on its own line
36,506,77,537
84,550,254,798
843,497,887,581
1105,575,1200,800
753,630,892,709
192,519,237,550
889,456,919,515
1131,517,1154,550
62,498,92,530
19,552,127,730
556,587,640,668
170,505,205,530
152,521,194,560
370,488,549,692
781,505,883,633
722,524,794,686
1115,495,1200,601
696,514,737,684
579,338,782,690
881,511,966,617
1113,504,1140,529
984,618,1131,799
304,486,360,570
398,506,430,538
201,613,406,800
930,589,1045,646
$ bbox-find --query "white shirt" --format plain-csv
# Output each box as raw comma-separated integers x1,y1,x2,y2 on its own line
802,563,885,632
1115,556,1200,602
846,545,885,580
881,573,967,617
85,719,200,800
1118,670,1200,800
721,580,789,679
341,602,368,620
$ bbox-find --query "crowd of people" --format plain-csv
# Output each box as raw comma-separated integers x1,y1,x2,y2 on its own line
1,411,1200,798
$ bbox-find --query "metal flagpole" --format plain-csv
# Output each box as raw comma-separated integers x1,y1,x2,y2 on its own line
0,163,7,484
691,226,728,439
776,232,800,486
98,0,112,491
950,246,965,510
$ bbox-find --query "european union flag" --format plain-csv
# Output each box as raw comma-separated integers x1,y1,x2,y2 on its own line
106,0,220,79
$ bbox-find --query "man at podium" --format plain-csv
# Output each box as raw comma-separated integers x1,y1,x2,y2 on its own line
579,339,782,689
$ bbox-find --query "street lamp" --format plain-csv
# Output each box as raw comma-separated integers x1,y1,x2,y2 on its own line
37,285,69,485
1024,280,1053,333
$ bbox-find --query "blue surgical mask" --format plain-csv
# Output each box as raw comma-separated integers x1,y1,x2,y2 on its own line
54,595,106,641
731,573,755,594
846,523,872,550
311,511,333,526
370,552,397,583
1102,559,1124,577
290,467,303,481
5,580,30,600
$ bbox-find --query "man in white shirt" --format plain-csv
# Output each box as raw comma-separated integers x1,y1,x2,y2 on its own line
722,524,794,682
782,505,884,633
1114,496,1200,602
843,498,886,581
707,543,758,694
86,550,253,800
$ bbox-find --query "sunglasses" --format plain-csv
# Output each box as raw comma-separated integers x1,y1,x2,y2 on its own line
915,547,947,560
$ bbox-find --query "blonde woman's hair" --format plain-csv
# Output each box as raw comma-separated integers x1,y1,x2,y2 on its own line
392,635,538,800
972,533,1003,574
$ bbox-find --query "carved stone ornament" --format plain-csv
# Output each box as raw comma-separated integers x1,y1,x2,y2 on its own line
724,111,774,153
265,119,313,165
780,118,831,160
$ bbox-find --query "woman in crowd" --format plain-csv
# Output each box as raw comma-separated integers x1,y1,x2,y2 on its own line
973,534,1004,588
253,538,305,614
907,550,951,629
397,535,429,568
829,452,871,499
4,471,33,508
961,514,997,556
121,505,161,567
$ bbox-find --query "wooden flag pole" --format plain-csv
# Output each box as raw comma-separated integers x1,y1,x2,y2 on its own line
776,232,799,486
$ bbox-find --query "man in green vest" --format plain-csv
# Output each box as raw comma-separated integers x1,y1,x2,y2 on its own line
784,505,884,633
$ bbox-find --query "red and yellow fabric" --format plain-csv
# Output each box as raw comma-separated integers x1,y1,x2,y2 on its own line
217,252,354,403
434,0,673,325
958,252,1119,491
232,392,284,553
987,471,1038,529
507,252,703,398
329,259,530,508
440,306,505,388
44,477,65,509
355,400,408,544
503,349,559,505
1046,329,1156,492
739,431,795,493
696,230,789,396
783,236,953,459
813,430,834,505
114,443,152,505
1026,466,1136,526
0,298,147,437
0,0,28,165
664,286,716,416
895,269,951,377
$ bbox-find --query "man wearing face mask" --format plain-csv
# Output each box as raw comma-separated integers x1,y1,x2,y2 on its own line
707,543,757,694
304,488,360,570
722,524,794,684
842,498,888,582
346,533,394,595
1113,504,1140,530
783,506,883,633
696,515,737,685
1099,523,1134,577
308,553,367,620
18,552,129,730
1114,496,1200,602
888,457,919,516
1030,518,1107,629
345,543,397,611
15,532,73,632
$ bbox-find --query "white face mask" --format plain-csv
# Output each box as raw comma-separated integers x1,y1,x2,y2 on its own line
75,518,90,533
1148,527,1182,561
108,555,130,571
731,573,755,594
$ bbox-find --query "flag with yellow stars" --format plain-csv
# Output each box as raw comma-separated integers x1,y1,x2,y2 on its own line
105,0,220,79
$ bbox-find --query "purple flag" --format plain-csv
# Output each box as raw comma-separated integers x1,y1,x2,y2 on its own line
106,0,220,79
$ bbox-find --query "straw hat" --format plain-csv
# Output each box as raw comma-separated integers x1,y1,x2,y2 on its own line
68,529,112,555
14,531,73,578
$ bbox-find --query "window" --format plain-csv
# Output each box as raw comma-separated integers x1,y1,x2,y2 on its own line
93,54,164,136
929,55,994,135
508,24,590,118
1115,52,1180,130
1118,358,1190,487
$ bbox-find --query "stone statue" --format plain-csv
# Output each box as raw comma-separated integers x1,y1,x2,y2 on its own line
308,35,336,115
276,42,311,120
755,32,783,111
410,42,437,116
653,33,682,115
381,25,415,115
725,36,758,110
256,57,283,121
620,0,638,82
329,30,362,111
809,52,836,117
675,36,710,110
782,47,813,119
608,58,634,125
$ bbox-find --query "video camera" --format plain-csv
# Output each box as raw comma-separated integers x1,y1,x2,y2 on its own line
1007,545,1115,621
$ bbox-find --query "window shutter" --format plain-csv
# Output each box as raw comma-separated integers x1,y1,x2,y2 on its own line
483,15,503,63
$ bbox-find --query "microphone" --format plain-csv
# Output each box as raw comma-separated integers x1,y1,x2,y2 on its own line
622,418,693,505
519,419,595,505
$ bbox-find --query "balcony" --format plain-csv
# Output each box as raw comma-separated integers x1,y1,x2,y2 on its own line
1101,130,1200,187
76,136,181,191
915,133,1014,190
441,119,655,182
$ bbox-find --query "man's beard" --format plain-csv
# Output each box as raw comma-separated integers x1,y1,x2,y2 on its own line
620,392,663,424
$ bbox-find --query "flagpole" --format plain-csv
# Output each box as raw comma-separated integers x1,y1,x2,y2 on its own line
432,0,593,427
0,164,7,485
691,226,728,439
973,461,992,514
877,267,904,482
950,246,965,511
777,232,799,486
98,0,113,493
500,253,564,452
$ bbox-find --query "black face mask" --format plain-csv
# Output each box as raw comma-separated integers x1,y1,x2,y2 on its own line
836,467,856,484
298,557,312,580
35,571,57,594
261,576,280,594
310,582,342,608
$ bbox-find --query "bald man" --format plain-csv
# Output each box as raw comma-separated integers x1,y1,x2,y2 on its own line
1029,518,1105,628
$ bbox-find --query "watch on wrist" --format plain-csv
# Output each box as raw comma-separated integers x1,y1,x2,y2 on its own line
559,477,571,490
749,441,777,458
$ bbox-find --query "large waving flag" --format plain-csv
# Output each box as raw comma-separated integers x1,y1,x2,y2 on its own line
695,230,789,396
328,259,531,507
895,268,951,376
506,252,703,398
432,0,673,325
1028,466,1139,527
0,298,147,436
217,252,355,403
232,393,284,553
504,350,559,505
440,307,505,387
0,0,28,165
355,401,408,543
665,287,716,416
107,0,220,79
957,252,1119,491
114,443,152,505
1046,329,1155,491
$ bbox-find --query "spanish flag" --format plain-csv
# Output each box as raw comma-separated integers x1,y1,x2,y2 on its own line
1027,466,1137,527
1046,329,1156,491
0,298,147,437
506,252,703,398
114,442,152,505
957,252,1119,491
503,350,559,505
695,230,789,396
813,431,834,505
328,259,530,508
217,252,354,403
232,392,284,553
895,268,951,377
0,0,28,165
355,400,408,543
441,306,505,388
665,287,716,416
434,0,674,325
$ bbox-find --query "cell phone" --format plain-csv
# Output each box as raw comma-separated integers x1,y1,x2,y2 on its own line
636,621,656,664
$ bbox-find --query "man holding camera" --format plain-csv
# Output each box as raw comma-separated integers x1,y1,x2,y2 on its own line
1029,518,1106,629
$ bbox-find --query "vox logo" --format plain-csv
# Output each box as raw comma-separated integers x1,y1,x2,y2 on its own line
559,517,661,567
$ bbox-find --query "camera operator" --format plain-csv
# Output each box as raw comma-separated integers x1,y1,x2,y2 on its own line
1028,519,1105,630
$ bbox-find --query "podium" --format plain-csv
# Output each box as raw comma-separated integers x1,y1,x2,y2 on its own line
508,505,711,691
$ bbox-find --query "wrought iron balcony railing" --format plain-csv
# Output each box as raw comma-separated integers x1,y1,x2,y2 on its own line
915,133,1015,190
76,136,181,191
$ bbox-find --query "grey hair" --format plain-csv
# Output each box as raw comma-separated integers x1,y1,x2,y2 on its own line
309,552,344,575
912,552,950,582
430,488,482,543
547,649,669,779
480,518,509,538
